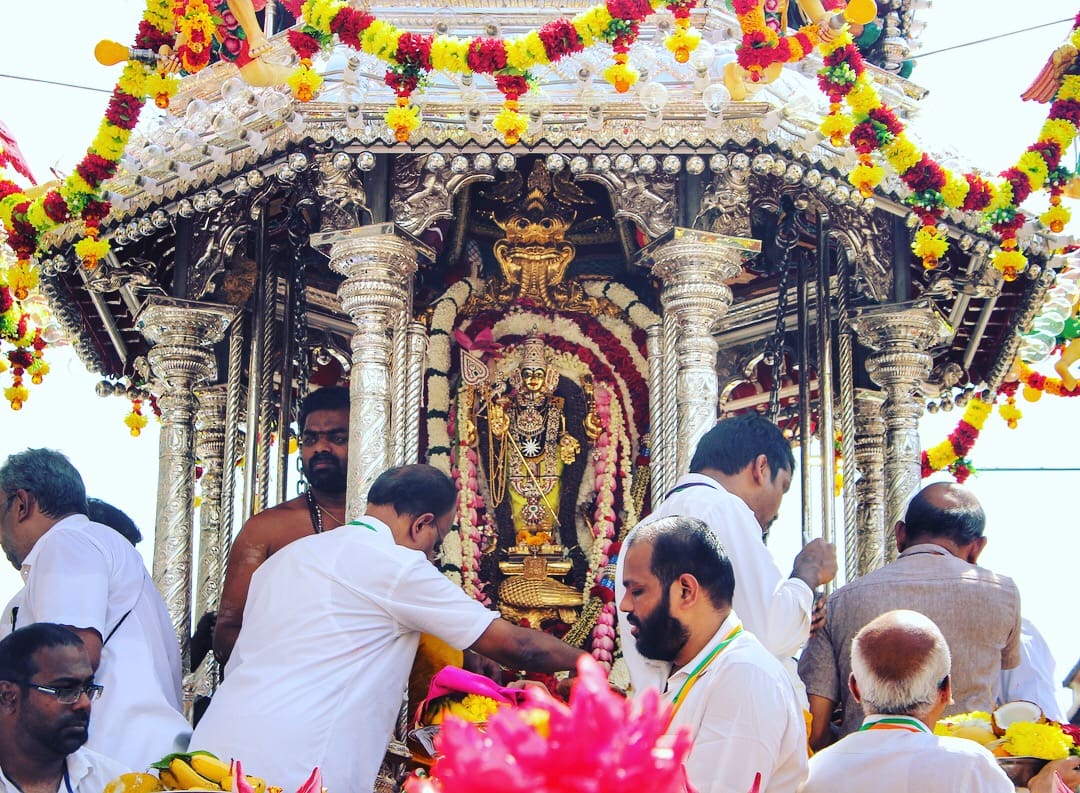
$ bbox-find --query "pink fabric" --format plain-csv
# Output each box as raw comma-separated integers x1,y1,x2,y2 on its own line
419,666,526,717
1054,771,1072,793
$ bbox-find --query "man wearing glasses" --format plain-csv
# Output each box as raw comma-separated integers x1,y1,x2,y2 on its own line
213,386,351,665
0,449,190,770
0,623,130,793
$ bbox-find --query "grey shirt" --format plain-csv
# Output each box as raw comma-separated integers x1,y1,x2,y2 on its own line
798,543,1021,738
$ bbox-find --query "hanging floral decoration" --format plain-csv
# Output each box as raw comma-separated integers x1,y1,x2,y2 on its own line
0,0,178,274
920,398,992,482
813,16,1080,278
124,396,150,437
282,0,701,144
730,0,819,81
1015,360,1080,398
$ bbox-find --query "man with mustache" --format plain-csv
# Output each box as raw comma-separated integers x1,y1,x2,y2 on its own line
0,450,189,769
620,516,808,793
214,386,350,665
0,624,131,793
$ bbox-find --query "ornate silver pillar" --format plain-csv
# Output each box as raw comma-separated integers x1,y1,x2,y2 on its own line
136,297,236,659
403,321,429,465
853,388,886,575
312,223,433,519
637,229,761,476
850,301,950,561
646,324,667,504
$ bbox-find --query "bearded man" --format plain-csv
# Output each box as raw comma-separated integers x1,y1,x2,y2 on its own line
213,387,350,665
620,515,808,793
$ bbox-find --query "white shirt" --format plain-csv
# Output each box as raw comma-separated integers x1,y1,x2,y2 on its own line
190,518,499,793
1000,617,1066,722
0,744,131,793
14,515,190,770
800,714,1015,793
663,612,808,793
617,474,813,703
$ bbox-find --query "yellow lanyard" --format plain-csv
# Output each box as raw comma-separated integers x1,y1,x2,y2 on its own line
666,623,743,727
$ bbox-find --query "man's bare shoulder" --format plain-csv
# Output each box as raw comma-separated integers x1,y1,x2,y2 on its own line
236,495,314,551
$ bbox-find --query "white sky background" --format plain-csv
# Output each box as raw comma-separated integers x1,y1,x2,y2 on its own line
1,1,1079,709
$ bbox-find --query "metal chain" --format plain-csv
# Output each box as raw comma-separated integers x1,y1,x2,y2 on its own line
289,216,311,496
766,207,801,422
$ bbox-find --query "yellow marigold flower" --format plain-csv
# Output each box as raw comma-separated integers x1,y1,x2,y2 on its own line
143,0,172,30
1039,118,1077,150
362,19,401,62
988,180,1013,212
493,107,528,144
506,32,548,70
912,225,949,265
4,260,39,298
1071,27,1080,50
124,409,149,437
460,694,501,721
4,384,29,410
573,7,613,49
940,173,970,209
1040,203,1071,233
385,103,421,133
63,172,95,201
603,59,639,93
145,73,179,106
664,26,701,64
926,442,959,472
74,235,111,270
1058,74,1080,102
520,707,551,739
1003,722,1072,761
848,161,883,196
882,136,921,173
431,37,470,73
92,125,131,161
846,78,882,116
0,194,28,227
117,63,149,98
992,247,1027,278
304,0,345,33
965,398,992,429
286,64,323,102
24,202,52,233
1017,150,1050,190
820,112,854,143
818,28,853,55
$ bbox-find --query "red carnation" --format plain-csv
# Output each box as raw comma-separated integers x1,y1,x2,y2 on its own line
1028,139,1061,171
588,585,615,604
280,0,303,15
0,181,21,202
81,199,111,224
607,0,652,23
287,29,322,59
1000,167,1032,205
495,74,529,101
962,174,992,211
76,153,118,189
466,37,508,74
538,18,583,61
8,349,33,369
849,121,879,153
920,452,933,478
731,0,757,14
384,68,419,98
106,89,144,130
0,286,11,313
1027,371,1046,390
42,191,70,224
396,32,433,69
1050,97,1080,126
134,19,174,51
868,106,902,135
901,153,946,193
330,7,374,48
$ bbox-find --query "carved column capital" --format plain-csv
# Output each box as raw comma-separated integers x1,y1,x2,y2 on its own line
313,224,433,520
636,229,761,475
136,297,235,664
850,301,950,560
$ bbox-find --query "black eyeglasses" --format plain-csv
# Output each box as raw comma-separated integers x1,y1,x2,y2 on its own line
23,682,103,704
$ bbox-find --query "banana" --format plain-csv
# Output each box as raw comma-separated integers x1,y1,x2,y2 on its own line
103,773,164,793
168,758,222,791
189,754,233,784
221,774,266,793
158,770,182,790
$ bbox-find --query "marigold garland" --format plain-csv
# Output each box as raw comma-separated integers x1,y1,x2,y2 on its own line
283,0,698,143
1016,360,1080,397
814,17,1080,278
919,398,992,481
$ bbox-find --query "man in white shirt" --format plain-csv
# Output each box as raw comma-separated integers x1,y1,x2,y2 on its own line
617,414,836,704
190,464,585,793
0,449,190,770
0,623,131,793
801,610,1080,793
1000,617,1066,722
620,515,809,793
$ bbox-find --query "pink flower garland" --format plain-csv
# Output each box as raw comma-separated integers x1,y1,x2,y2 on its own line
588,384,620,669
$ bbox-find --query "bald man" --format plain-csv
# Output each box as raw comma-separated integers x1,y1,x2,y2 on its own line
799,483,1022,750
800,610,1080,793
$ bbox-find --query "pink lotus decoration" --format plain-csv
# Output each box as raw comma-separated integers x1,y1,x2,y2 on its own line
405,655,694,793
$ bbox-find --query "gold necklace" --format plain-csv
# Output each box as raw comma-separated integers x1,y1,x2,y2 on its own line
307,490,345,531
